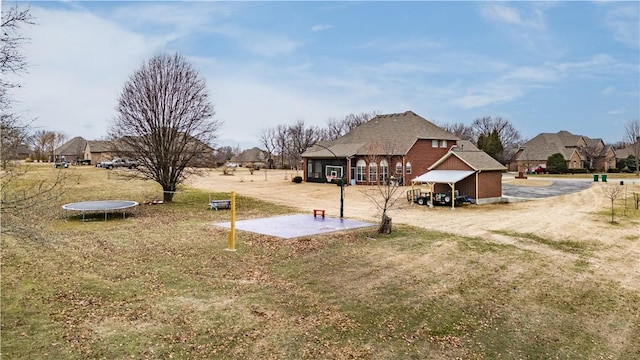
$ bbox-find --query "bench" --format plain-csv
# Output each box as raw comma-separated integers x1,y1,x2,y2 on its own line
209,199,231,210
313,209,325,218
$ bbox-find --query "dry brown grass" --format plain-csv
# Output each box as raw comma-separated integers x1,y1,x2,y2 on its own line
2,165,639,359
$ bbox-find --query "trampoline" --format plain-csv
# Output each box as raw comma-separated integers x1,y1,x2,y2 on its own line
62,200,139,221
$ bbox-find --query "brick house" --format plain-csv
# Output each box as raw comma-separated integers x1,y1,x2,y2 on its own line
301,111,461,186
54,136,86,163
84,140,116,165
513,131,616,173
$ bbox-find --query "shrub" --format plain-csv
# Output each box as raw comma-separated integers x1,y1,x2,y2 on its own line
292,176,303,183
547,153,568,174
569,168,588,174
607,168,621,173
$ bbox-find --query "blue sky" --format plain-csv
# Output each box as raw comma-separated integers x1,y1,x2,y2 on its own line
9,1,640,149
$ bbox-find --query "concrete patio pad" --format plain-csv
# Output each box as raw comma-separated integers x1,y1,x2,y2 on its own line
214,214,376,239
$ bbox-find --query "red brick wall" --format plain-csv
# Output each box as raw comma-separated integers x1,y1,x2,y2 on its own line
406,140,453,177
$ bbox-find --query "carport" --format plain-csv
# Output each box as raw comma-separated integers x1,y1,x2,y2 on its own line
411,170,475,210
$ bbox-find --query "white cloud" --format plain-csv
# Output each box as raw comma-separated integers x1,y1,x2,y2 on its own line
210,24,299,57
602,86,615,96
479,3,546,30
503,66,560,82
12,6,165,139
311,24,333,32
602,3,640,48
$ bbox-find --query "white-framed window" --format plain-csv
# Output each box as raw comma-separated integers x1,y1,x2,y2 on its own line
369,162,377,183
356,160,366,182
406,162,412,174
380,160,389,183
432,139,439,148
395,162,403,174
440,140,447,148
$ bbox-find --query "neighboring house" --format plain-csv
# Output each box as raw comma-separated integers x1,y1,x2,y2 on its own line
412,145,507,205
84,140,116,165
513,131,616,172
301,111,460,186
54,136,86,163
616,137,640,171
230,147,270,168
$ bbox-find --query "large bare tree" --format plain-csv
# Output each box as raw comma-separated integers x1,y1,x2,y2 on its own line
624,118,640,175
110,53,222,202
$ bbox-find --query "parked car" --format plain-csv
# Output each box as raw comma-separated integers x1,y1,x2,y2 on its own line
101,158,138,169
533,166,546,174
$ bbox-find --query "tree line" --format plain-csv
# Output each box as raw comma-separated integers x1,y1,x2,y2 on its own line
257,112,377,169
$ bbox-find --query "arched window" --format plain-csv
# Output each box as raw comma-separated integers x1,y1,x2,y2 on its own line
368,162,377,183
395,162,403,174
356,160,366,182
380,160,389,183
406,162,412,174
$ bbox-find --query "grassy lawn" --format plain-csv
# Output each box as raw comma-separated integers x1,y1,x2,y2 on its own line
2,165,639,359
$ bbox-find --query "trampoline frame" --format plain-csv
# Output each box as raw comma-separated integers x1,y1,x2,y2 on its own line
62,200,139,221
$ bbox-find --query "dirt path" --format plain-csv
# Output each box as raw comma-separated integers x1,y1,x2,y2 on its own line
188,169,640,290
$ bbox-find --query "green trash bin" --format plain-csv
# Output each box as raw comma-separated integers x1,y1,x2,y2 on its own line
601,174,607,182
593,174,599,182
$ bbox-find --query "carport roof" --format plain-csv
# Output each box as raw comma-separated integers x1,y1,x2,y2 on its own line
411,170,475,184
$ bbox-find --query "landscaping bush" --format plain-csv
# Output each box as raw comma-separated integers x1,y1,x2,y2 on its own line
607,168,621,173
546,153,568,174
292,176,303,183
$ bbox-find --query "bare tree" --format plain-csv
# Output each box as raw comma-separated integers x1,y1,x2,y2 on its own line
321,111,377,141
439,121,474,141
287,120,320,170
360,141,404,234
257,127,277,168
274,124,289,168
1,5,35,168
601,185,623,223
471,116,523,148
1,5,68,241
110,53,222,202
624,118,640,175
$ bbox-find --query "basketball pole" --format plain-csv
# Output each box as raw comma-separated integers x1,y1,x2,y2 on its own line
226,191,236,252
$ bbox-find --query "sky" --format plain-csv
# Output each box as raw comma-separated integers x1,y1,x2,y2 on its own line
6,1,640,149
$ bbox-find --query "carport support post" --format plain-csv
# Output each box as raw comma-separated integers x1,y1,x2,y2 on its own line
428,183,435,208
226,191,236,252
449,183,456,210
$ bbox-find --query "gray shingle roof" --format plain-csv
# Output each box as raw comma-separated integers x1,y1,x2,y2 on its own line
233,147,268,163
55,136,86,156
517,131,581,161
434,148,507,171
86,140,114,153
303,111,458,158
